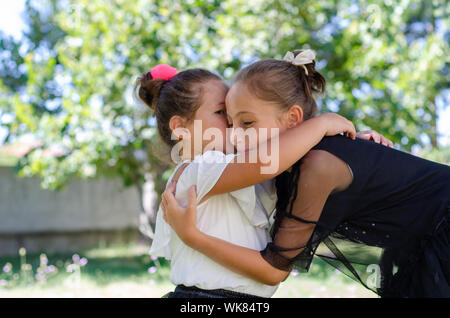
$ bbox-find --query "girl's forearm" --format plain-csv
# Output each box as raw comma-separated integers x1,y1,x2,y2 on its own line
187,230,290,286
237,115,327,178
209,116,327,195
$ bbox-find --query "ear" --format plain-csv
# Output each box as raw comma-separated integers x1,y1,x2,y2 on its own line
169,115,187,137
285,105,304,128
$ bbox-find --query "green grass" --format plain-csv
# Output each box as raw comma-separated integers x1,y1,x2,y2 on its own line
0,244,376,298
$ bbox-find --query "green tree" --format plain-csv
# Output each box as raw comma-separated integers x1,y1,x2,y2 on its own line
0,0,448,237
217,0,449,148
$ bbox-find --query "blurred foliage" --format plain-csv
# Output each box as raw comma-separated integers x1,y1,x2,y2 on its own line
419,145,450,165
0,0,448,234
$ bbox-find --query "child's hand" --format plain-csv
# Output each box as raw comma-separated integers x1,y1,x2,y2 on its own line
318,113,356,140
356,130,394,148
161,182,199,246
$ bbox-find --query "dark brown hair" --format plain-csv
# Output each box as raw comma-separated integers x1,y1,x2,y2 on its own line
135,68,222,146
234,50,326,120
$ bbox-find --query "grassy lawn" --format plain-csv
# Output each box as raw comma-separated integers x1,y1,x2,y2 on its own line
0,244,376,298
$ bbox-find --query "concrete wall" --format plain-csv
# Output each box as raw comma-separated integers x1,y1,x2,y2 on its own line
0,166,145,256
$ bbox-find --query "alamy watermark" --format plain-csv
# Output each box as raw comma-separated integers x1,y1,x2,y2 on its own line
366,264,381,289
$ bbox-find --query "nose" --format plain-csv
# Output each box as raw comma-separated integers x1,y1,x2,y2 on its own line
229,127,242,147
230,127,256,153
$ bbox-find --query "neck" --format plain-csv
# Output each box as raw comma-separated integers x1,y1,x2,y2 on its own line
178,140,203,161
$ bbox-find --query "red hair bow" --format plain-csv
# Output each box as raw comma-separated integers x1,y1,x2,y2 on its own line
150,64,178,80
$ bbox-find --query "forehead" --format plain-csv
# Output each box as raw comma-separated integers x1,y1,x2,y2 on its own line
227,82,249,99
226,82,284,120
200,80,228,102
226,82,258,115
202,79,228,94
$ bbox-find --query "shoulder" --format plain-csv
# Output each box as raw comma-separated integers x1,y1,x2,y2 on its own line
300,149,353,191
301,150,338,174
180,151,237,201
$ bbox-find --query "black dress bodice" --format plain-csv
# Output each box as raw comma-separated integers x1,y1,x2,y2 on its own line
261,135,450,297
313,135,449,248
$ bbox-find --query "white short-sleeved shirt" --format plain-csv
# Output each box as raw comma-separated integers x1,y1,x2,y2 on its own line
149,150,279,297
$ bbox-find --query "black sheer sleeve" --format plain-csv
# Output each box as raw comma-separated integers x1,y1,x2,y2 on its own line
260,150,350,272
260,147,385,295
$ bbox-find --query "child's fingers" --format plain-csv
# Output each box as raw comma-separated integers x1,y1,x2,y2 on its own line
360,132,382,143
361,131,381,143
357,133,368,140
371,132,381,143
381,136,394,148
167,180,176,194
369,133,393,148
160,203,168,222
164,186,179,208
160,200,169,222
187,185,197,211
161,191,169,210
347,121,356,140
356,130,394,148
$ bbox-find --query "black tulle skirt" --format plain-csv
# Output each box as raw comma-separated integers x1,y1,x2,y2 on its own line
380,210,450,298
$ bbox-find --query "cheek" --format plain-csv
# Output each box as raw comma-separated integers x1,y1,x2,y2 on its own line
202,116,224,130
251,118,286,144
274,113,293,131
255,118,284,133
201,117,228,141
213,115,229,131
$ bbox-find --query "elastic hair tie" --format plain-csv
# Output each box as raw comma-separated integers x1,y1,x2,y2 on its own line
283,49,316,75
149,64,178,80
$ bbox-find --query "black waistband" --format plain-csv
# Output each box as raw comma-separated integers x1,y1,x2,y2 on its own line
174,285,264,298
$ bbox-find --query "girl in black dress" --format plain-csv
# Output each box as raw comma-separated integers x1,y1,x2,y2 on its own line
161,51,450,297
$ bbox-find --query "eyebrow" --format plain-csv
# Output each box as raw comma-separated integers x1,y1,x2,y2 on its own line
235,111,255,116
227,111,255,119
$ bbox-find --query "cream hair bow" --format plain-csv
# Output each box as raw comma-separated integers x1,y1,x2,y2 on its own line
283,49,316,75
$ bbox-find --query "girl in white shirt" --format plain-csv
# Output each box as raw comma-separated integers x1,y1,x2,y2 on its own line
135,64,357,297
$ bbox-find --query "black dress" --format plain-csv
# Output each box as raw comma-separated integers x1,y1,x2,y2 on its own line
261,135,450,298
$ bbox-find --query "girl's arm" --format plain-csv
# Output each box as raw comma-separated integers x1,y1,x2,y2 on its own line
161,184,288,285
161,151,347,285
162,129,392,284
188,226,288,286
202,113,355,200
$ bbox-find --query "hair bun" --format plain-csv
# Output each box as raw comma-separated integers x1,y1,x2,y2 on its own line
144,71,152,81
136,73,167,111
292,50,325,96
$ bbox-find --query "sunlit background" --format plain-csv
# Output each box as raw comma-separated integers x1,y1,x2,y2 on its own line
0,0,448,298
